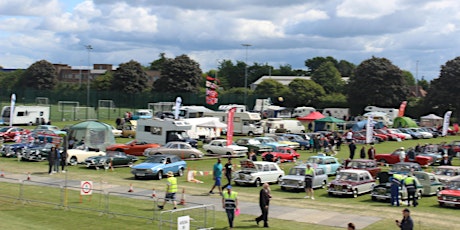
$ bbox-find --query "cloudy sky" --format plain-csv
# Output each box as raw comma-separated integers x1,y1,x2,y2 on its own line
1,0,459,80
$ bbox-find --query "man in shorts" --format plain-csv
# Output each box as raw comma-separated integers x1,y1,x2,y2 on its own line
158,171,178,210
304,164,315,200
209,158,223,195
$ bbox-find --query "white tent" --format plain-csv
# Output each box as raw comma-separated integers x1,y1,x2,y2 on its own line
183,117,226,139
420,114,443,127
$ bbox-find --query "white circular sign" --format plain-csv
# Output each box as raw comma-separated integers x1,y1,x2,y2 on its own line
80,181,93,195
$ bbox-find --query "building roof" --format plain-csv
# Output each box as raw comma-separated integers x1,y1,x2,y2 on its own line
250,75,349,90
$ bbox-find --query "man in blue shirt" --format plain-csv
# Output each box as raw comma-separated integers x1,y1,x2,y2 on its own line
209,158,223,195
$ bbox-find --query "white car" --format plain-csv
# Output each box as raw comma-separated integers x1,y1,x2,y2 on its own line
410,128,433,139
202,139,248,157
110,125,122,137
233,160,285,187
388,128,412,140
66,148,105,165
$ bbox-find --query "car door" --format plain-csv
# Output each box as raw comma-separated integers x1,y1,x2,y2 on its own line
162,157,176,173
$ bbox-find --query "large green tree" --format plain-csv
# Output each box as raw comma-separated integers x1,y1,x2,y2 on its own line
153,54,202,93
285,79,325,107
148,53,167,71
425,56,460,121
0,69,24,90
93,71,113,91
254,79,289,102
112,60,150,94
347,57,409,115
336,60,356,77
305,56,338,74
21,60,57,90
311,61,345,94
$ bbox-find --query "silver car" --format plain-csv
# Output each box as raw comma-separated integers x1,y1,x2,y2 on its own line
280,165,328,191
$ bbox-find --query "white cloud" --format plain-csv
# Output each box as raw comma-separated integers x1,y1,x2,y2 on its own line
337,0,400,19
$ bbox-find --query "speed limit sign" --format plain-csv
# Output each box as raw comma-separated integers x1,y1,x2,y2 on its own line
80,181,93,195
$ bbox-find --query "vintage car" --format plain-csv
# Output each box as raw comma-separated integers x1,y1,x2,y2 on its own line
66,148,105,165
437,175,460,208
340,159,381,178
131,155,186,180
371,172,424,202
110,125,122,137
84,151,138,169
387,128,412,140
268,135,300,149
0,126,31,142
413,171,444,196
143,141,203,159
21,142,56,161
105,140,160,156
327,169,376,198
33,125,67,136
305,154,341,176
281,134,310,150
375,150,433,166
434,166,460,186
261,147,300,163
253,137,288,151
203,139,248,157
235,138,272,154
233,160,285,187
389,162,423,175
280,164,328,191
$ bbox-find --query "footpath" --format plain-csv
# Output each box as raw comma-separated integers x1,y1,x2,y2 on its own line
0,172,381,229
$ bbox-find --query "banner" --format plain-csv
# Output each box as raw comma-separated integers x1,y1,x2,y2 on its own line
205,75,218,105
9,93,16,127
442,111,452,136
226,107,236,146
174,97,182,120
398,101,407,117
365,114,374,144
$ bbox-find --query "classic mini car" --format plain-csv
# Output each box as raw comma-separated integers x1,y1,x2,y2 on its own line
143,141,203,159
0,126,31,142
413,171,444,196
203,139,248,157
305,154,341,176
434,166,460,186
340,159,381,178
66,148,105,165
327,169,376,198
253,137,288,151
389,162,423,175
84,151,138,169
281,134,310,150
437,176,460,208
131,155,186,180
105,140,160,156
233,160,285,187
375,149,433,166
280,164,328,191
371,172,423,202
235,138,272,154
261,147,300,163
33,125,67,136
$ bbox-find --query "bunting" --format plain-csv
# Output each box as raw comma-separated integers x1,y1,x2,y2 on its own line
205,75,218,105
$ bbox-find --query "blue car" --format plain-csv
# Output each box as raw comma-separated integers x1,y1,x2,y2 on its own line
131,155,186,180
305,153,341,176
282,134,310,150
254,137,288,151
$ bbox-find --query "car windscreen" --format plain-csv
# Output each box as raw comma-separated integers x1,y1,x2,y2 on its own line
288,167,305,176
144,156,164,163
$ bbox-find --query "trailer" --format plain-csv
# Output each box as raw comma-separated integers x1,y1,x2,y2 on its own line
136,118,197,147
1,106,50,125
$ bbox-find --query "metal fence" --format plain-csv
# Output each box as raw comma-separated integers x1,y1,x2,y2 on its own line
0,173,215,229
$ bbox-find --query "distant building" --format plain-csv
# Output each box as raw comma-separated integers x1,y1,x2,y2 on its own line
250,75,349,90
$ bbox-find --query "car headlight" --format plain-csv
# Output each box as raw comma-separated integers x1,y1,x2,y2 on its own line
453,198,458,202
347,185,352,189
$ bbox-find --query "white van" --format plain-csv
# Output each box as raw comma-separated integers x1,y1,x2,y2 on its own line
292,107,316,118
262,118,305,133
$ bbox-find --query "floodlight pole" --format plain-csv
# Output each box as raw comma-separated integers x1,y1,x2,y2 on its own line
85,45,93,120
241,44,251,107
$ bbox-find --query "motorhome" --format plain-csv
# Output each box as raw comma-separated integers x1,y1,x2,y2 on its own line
218,104,247,112
261,118,306,133
364,106,399,124
183,117,226,140
136,118,197,147
171,106,214,118
292,107,316,118
203,111,264,136
363,111,393,126
322,108,350,121
1,106,50,125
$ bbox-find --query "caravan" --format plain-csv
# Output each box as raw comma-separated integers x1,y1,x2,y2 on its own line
1,106,50,125
292,107,316,118
136,118,198,147
364,106,399,124
262,118,306,133
322,108,350,120
183,117,226,140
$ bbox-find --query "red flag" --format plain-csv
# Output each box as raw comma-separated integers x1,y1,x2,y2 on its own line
398,101,407,117
206,96,218,105
226,107,236,146
206,89,218,98
206,75,216,81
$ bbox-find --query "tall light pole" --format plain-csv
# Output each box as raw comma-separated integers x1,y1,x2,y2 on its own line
415,60,419,97
241,44,251,106
85,45,93,119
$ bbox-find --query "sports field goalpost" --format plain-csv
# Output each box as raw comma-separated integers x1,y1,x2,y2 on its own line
35,97,49,106
58,101,80,121
98,100,116,120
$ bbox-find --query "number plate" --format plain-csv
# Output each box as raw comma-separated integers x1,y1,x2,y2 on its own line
136,173,145,176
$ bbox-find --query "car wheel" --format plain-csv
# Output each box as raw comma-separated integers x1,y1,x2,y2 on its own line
276,157,281,163
189,154,196,159
156,171,163,180
371,196,377,201
69,156,78,166
328,192,333,197
321,180,326,189
281,186,286,191
116,148,123,152
300,145,305,151
417,190,423,200
178,168,184,177
277,175,283,184
226,152,232,156
292,157,297,162
154,152,162,155
255,178,262,187
207,150,213,155
103,162,110,170
134,175,140,179
248,131,254,137
353,189,358,198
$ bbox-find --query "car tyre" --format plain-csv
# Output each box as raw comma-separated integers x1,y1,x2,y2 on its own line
328,192,333,196
178,168,184,177
300,145,305,151
103,162,110,170
321,180,326,189
207,150,213,155
69,156,78,166
255,178,262,187
189,154,196,159
156,171,163,180
417,190,423,200
281,186,286,191
353,189,358,198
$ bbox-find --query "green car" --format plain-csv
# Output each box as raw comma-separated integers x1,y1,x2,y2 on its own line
84,151,138,170
413,171,444,196
235,138,272,155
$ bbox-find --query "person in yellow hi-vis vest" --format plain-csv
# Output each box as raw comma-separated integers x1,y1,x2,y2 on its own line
404,173,418,207
158,171,177,210
222,185,238,229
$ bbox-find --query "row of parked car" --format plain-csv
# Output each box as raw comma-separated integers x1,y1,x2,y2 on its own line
352,127,443,144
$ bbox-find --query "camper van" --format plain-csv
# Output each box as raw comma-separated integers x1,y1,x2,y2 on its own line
136,118,198,147
292,107,316,118
218,104,247,112
262,118,306,133
183,117,225,140
171,106,214,118
203,111,263,136
1,106,50,125
364,106,399,123
322,108,350,121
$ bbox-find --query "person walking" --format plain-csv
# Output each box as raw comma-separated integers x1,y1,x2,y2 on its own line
222,158,233,190
255,183,271,228
222,185,238,230
209,158,223,195
60,149,67,172
158,171,178,210
404,173,418,207
54,146,61,173
48,146,57,174
367,144,376,160
348,140,356,159
360,146,366,159
396,208,414,230
304,163,315,200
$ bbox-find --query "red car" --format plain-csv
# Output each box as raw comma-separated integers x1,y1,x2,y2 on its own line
375,129,401,141
341,159,381,178
375,150,432,166
437,175,460,208
106,140,160,156
261,147,300,163
0,126,31,142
